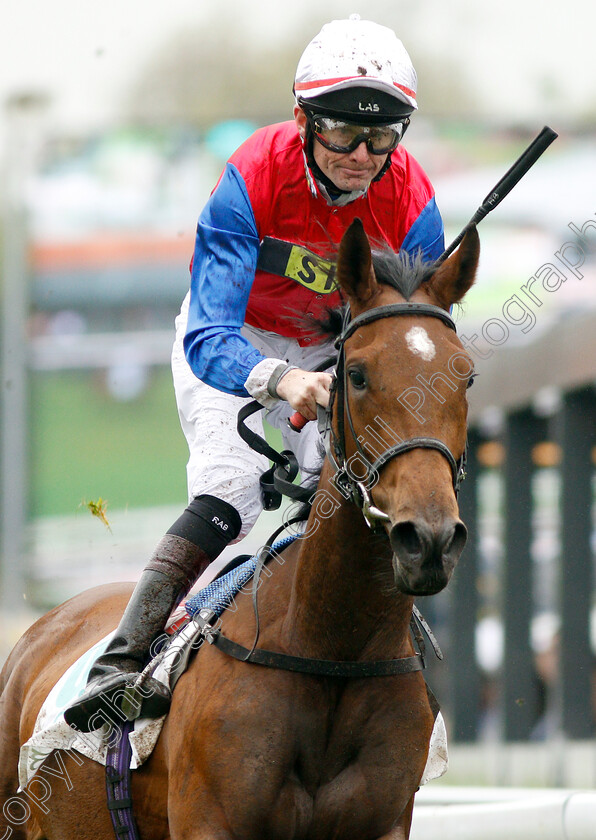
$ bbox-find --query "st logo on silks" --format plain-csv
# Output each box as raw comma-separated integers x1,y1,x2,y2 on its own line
257,236,337,295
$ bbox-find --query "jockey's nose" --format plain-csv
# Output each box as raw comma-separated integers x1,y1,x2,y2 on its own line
349,140,373,162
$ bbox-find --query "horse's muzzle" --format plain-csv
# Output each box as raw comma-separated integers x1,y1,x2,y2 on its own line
389,518,467,595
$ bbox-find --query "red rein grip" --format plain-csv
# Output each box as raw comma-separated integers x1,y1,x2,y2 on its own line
288,412,310,432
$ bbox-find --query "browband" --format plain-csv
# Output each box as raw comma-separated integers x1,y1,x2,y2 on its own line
338,302,456,345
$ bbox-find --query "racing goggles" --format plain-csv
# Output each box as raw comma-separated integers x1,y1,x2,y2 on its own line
309,114,410,155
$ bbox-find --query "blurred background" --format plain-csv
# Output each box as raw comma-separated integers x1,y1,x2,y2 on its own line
1,0,596,780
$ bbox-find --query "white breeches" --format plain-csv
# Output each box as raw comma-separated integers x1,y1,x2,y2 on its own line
171,293,335,541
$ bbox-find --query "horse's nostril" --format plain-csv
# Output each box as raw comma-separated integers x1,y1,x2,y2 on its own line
390,521,423,558
391,519,467,562
390,518,468,595
449,522,468,554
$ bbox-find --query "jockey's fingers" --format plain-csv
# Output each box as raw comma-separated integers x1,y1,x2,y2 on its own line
295,374,332,418
295,403,317,422
275,370,332,414
312,372,332,408
289,388,319,421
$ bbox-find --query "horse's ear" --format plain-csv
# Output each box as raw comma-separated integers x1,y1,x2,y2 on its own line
336,218,378,304
427,225,480,310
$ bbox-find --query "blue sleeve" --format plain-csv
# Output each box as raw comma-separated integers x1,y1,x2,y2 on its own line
183,163,266,396
400,196,445,262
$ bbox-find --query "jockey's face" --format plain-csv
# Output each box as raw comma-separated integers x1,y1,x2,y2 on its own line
294,107,387,193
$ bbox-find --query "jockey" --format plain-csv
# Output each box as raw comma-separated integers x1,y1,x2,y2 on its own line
65,15,444,731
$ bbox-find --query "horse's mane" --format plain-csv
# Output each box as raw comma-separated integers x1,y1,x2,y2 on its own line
373,247,436,300
309,248,437,338
288,249,438,521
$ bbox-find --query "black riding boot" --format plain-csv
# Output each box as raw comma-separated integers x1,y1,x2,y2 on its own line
64,495,242,732
64,535,209,732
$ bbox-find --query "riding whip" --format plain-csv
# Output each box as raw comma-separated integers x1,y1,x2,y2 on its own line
289,125,558,431
436,125,558,264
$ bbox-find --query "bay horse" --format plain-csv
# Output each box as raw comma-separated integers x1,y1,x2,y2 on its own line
0,219,479,840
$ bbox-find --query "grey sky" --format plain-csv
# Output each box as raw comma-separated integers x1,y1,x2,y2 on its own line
2,0,595,136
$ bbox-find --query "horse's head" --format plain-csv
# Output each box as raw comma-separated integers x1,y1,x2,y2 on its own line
332,219,479,596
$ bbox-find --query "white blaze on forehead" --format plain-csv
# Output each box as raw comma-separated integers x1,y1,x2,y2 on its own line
405,326,436,361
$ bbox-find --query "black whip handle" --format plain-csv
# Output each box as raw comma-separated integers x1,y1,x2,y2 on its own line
438,125,558,263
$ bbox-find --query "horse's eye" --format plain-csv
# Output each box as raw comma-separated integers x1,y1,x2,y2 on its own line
467,373,477,390
348,368,367,390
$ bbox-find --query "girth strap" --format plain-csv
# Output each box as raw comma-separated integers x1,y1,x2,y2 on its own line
105,721,140,840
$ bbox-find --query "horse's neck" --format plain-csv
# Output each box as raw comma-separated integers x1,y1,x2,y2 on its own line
282,462,413,661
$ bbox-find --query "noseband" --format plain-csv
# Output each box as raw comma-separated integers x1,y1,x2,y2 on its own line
324,301,467,529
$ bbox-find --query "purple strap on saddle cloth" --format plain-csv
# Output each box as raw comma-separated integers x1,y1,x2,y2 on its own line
105,720,141,840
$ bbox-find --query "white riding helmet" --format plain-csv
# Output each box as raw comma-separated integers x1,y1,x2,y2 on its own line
294,15,417,119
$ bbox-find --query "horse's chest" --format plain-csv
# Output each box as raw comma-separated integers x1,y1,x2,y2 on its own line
269,700,428,838
185,653,432,838
273,748,412,840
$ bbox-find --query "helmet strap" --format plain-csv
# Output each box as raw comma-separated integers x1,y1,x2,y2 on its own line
372,154,393,182
303,128,345,196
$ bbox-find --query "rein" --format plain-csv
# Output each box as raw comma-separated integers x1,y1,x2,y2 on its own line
237,302,467,517
204,300,461,678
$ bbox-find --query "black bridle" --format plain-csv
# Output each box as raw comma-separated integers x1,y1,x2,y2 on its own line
236,300,468,522
323,301,467,529
196,299,465,678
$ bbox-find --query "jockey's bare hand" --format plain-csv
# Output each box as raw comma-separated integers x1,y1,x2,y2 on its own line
275,369,333,421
